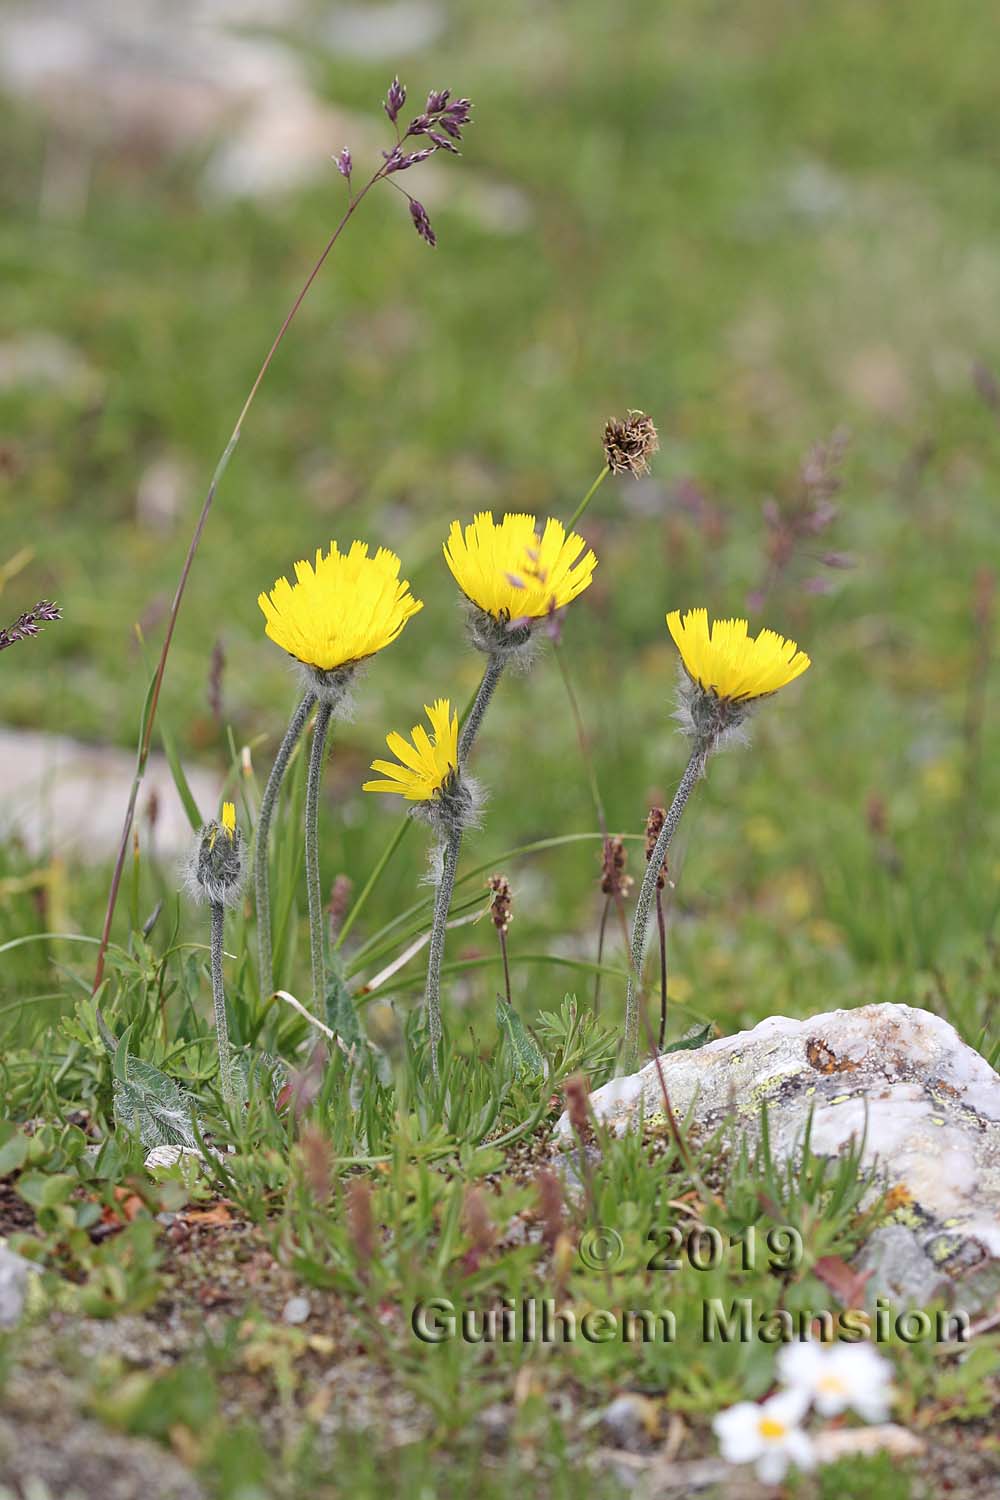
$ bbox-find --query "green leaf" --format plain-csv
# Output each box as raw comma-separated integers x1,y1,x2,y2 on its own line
112,1035,199,1150
326,956,365,1051
17,1171,76,1209
0,1130,29,1177
233,1048,287,1106
496,996,548,1080
664,1022,715,1054
159,716,203,832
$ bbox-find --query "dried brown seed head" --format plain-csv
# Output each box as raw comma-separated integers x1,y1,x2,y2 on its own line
603,410,659,477
599,835,633,897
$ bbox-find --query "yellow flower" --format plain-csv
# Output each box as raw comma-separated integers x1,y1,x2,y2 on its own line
221,802,236,841
667,608,810,701
363,699,459,802
258,541,422,671
443,512,597,622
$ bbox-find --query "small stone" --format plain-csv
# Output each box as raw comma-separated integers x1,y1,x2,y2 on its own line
0,1245,38,1328
601,1392,661,1448
144,1144,203,1171
282,1295,311,1325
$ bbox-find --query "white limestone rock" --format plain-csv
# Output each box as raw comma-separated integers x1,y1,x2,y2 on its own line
554,1004,1000,1312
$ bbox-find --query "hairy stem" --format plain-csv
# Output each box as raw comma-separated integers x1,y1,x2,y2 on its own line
333,650,506,954
305,701,334,1008
92,170,386,995
624,748,703,1067
422,653,505,1078
210,902,234,1103
424,824,462,1079
255,691,316,999
458,652,505,764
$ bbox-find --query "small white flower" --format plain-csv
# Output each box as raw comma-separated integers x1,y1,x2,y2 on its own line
778,1341,895,1422
713,1389,815,1483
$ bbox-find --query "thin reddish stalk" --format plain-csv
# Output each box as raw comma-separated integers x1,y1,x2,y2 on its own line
93,173,383,991
656,886,668,1049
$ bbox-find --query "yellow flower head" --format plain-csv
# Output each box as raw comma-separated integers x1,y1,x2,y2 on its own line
221,801,236,841
667,608,811,702
258,541,422,672
363,698,459,802
443,512,597,623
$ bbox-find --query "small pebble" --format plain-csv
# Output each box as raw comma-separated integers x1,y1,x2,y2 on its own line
282,1295,311,1325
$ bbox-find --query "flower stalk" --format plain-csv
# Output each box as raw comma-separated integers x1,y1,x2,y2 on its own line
184,803,245,1101
458,652,505,761
624,750,703,1064
623,609,811,1068
210,901,234,1103
255,690,316,999
419,657,504,1077
424,823,463,1065
305,700,334,1008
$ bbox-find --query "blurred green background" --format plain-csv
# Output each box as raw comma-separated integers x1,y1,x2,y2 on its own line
2,0,999,1047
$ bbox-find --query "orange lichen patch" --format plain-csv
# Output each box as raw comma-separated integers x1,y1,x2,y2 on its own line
806,1038,860,1074
883,1184,914,1215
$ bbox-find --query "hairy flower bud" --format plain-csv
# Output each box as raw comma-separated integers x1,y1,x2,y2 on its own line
185,802,246,907
335,147,352,179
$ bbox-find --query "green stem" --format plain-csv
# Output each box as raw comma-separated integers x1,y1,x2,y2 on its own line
498,927,513,1008
305,700,334,1008
624,748,703,1068
566,465,610,531
593,895,611,1014
210,902,234,1103
255,691,315,999
424,824,462,1078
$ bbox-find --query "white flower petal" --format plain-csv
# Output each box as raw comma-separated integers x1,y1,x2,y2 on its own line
756,1449,790,1484
713,1403,764,1464
786,1428,816,1472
